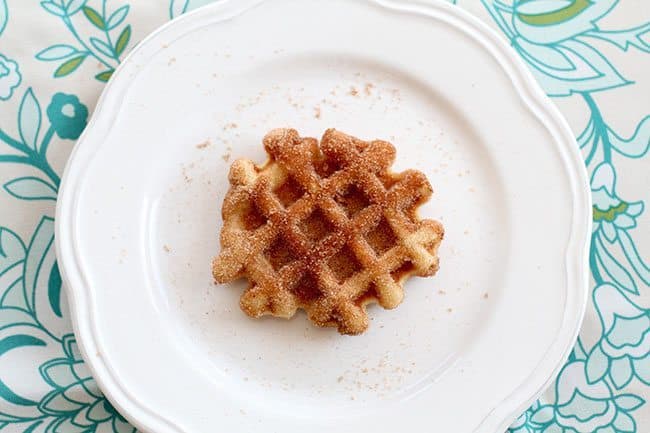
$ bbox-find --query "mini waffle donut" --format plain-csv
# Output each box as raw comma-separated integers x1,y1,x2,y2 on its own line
212,128,444,335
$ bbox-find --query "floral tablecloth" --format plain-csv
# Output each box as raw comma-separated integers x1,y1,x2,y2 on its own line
0,1,648,432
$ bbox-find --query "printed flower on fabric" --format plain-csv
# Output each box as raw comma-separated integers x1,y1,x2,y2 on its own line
590,162,649,295
39,335,136,433
526,361,644,433
586,284,650,390
46,92,88,140
509,402,542,433
591,162,643,242
0,53,21,100
482,0,650,96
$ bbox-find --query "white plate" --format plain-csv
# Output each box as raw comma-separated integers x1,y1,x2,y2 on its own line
55,1,591,432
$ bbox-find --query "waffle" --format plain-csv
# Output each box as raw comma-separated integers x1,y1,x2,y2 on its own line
212,128,444,335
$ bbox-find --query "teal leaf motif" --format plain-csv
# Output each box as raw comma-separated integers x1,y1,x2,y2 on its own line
62,333,79,360
530,405,555,424
87,399,112,422
18,89,42,151
114,25,131,57
23,421,44,433
169,0,189,19
541,423,562,433
40,1,66,17
0,379,36,406
586,344,609,383
36,44,80,61
516,38,574,70
586,22,650,52
0,278,25,311
0,227,25,275
82,6,105,30
107,5,129,30
0,334,45,356
3,177,57,201
611,357,634,389
0,309,34,330
619,230,650,285
577,116,595,149
48,263,62,317
56,415,93,432
613,410,636,432
0,335,45,405
90,37,114,58
39,390,84,415
54,55,86,77
95,70,113,82
615,394,645,411
633,358,650,384
66,0,87,15
595,235,638,294
0,0,7,36
24,217,54,313
608,116,650,158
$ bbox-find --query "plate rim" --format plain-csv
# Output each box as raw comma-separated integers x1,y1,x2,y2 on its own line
55,0,592,432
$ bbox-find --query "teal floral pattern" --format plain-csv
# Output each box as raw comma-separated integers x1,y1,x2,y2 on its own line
0,54,20,101
0,88,86,199
0,0,20,102
527,361,644,433
480,1,650,432
46,93,89,140
36,0,132,82
482,0,650,96
0,217,135,432
1,1,144,431
587,284,650,389
0,1,648,432
38,335,134,433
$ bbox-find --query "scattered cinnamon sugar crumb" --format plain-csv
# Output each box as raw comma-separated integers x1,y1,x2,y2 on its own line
314,106,321,119
483,292,489,299
337,376,344,383
364,83,374,96
438,289,446,295
223,122,238,130
181,165,192,183
163,245,171,253
196,140,210,149
222,145,232,162
349,86,359,96
447,308,453,313
167,57,176,66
